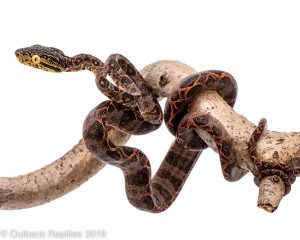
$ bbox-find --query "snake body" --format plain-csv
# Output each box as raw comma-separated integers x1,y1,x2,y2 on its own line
83,101,202,211
248,118,296,195
16,45,204,212
164,71,248,181
15,45,249,211
79,56,204,212
15,45,161,122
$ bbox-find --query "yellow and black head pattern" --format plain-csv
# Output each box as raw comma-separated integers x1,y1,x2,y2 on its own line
15,44,69,72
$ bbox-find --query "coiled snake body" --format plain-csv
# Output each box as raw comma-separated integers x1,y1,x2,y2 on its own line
16,45,203,212
248,118,297,195
164,71,248,181
16,45,247,212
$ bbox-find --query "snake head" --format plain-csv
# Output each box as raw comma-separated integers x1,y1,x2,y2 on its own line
15,44,69,72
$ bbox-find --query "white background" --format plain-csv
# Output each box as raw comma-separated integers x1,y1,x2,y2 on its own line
0,0,300,239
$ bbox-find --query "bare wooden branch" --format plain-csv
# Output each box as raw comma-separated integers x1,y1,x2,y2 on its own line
257,175,285,212
0,130,129,209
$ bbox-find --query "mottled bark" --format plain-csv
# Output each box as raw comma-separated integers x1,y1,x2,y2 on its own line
257,175,285,213
188,90,300,212
0,130,129,209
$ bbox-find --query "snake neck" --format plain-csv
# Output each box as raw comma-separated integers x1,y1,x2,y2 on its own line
66,54,105,74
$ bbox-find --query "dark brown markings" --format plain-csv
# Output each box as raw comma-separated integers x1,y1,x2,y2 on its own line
152,183,172,207
126,168,150,187
248,118,296,195
193,115,210,126
220,141,231,157
106,150,121,161
165,151,196,174
80,53,203,212
172,72,247,182
157,169,183,192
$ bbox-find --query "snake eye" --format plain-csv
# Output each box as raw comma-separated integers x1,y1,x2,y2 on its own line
32,55,41,64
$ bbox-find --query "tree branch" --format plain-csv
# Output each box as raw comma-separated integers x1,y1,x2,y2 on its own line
188,90,300,212
257,175,285,212
0,130,129,209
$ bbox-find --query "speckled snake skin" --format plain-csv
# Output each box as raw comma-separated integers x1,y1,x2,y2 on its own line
82,65,204,211
248,118,298,195
81,55,204,212
15,45,251,212
16,45,204,212
164,71,248,181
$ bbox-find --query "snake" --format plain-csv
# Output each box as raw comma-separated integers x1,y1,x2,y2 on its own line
164,71,248,181
15,45,204,212
15,45,161,124
248,118,296,195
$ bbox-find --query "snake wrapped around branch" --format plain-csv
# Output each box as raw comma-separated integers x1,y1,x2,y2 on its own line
0,45,299,213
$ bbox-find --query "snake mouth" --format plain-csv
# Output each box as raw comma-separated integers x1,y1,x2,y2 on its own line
15,48,31,65
15,53,29,65
15,48,28,60
15,50,23,62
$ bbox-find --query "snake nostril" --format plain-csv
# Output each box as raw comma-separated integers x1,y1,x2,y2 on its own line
15,51,22,59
